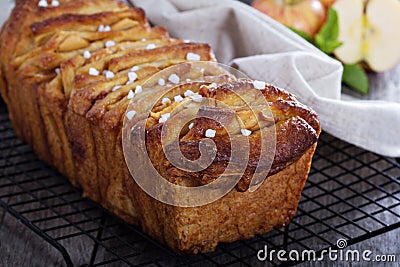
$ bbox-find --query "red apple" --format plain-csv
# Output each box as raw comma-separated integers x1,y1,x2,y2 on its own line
252,0,327,36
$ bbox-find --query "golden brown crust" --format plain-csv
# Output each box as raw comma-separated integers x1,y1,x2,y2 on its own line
0,0,320,254
0,0,127,157
30,9,146,35
69,42,213,118
146,79,320,192
124,143,317,253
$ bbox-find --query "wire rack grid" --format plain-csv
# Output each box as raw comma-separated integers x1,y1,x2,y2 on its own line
0,100,399,266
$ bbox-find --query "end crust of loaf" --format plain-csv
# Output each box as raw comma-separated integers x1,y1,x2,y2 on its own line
123,143,317,253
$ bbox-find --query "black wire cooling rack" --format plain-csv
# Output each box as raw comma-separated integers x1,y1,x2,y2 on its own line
0,99,399,266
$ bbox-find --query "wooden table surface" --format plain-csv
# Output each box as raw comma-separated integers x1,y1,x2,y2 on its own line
1,213,398,267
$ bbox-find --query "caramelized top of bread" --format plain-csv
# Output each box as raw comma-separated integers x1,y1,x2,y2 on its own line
144,79,320,191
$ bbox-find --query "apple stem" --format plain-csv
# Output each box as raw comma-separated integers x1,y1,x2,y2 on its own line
283,0,302,5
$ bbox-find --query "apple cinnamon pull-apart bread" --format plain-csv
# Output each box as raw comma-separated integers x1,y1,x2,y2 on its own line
0,0,321,253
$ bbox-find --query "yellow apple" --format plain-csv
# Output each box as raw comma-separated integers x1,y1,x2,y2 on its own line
252,0,327,36
333,0,400,72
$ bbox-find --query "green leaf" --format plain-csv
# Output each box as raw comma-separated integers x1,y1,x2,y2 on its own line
315,8,342,54
315,36,342,54
342,64,369,94
287,26,313,43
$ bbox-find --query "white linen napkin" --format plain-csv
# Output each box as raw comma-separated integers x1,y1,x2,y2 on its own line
131,0,400,157
0,0,13,28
